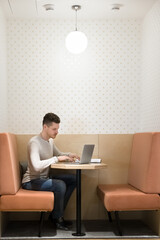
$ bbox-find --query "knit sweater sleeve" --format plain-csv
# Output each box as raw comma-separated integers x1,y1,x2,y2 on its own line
53,143,70,157
29,141,58,172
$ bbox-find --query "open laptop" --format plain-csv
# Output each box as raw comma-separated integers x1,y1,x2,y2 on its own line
69,144,95,164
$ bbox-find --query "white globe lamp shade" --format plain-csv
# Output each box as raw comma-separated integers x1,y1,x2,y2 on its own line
65,31,88,54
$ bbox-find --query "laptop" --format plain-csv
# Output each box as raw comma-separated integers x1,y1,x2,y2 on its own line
73,144,95,164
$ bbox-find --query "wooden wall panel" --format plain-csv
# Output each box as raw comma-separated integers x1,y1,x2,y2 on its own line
16,134,34,162
98,134,133,184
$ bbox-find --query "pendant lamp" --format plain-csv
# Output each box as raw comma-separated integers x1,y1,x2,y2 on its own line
65,5,88,54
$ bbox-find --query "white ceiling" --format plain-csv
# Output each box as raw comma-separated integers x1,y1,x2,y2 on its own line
0,0,158,20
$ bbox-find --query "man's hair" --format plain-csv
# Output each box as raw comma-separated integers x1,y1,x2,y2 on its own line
42,113,60,126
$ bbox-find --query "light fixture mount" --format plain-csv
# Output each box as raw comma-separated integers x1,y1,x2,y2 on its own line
71,5,81,31
72,5,81,11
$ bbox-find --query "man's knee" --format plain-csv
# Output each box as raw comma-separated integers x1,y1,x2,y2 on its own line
70,174,76,187
56,180,66,195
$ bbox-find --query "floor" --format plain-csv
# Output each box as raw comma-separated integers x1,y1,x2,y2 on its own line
1,219,159,240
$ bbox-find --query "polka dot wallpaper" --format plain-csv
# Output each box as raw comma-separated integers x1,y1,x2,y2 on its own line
140,0,160,132
7,19,141,134
0,7,7,132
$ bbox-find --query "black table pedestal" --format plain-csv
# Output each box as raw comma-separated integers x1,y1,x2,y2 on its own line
72,169,85,236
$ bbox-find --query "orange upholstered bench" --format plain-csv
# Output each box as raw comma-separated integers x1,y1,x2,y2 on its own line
0,133,54,237
97,132,160,235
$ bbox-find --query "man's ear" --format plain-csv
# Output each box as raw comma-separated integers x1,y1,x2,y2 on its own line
43,124,48,130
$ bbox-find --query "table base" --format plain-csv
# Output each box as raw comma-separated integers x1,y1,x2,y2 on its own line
72,232,86,236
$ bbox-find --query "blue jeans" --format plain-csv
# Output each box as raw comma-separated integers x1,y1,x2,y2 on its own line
22,174,76,219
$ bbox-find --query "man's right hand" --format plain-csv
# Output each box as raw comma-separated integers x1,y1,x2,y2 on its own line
57,156,74,162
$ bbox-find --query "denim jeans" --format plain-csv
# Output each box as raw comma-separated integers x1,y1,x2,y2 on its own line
22,174,76,219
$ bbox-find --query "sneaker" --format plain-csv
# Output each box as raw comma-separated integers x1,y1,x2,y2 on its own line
49,215,72,226
62,217,72,226
55,217,69,231
49,215,69,231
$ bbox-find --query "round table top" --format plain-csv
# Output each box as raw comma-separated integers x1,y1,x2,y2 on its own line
51,162,107,170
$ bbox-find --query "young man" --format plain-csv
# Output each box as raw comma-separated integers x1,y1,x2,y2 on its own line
22,113,79,230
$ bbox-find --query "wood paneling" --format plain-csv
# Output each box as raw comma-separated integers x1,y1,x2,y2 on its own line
98,134,133,184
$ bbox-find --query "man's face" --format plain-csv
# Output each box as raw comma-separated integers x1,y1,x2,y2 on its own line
44,122,59,139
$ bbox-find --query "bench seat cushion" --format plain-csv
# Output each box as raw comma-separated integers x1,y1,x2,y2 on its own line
1,188,54,211
97,184,160,211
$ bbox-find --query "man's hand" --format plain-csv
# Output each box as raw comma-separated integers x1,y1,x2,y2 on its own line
57,153,80,162
69,153,80,160
57,155,74,162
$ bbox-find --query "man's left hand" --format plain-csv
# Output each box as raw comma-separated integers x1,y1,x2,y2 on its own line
69,153,80,161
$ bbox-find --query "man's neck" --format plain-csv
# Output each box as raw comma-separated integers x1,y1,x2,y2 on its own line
40,131,49,141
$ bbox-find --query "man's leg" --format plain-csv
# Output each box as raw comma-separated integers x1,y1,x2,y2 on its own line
51,174,76,209
22,178,69,230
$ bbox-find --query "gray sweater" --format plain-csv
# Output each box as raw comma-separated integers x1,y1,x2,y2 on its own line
22,135,69,183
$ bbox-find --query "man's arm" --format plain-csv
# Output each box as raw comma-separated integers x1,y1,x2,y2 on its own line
53,144,80,162
29,142,58,171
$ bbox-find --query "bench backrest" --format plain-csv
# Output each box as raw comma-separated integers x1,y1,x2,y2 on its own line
128,132,160,194
0,133,21,195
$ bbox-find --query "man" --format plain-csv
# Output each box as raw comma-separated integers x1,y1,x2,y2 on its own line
22,113,79,230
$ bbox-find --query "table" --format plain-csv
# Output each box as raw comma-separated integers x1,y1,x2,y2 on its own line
51,162,107,236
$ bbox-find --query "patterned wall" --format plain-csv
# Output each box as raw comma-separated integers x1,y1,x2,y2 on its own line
7,19,141,134
0,5,7,132
140,0,160,131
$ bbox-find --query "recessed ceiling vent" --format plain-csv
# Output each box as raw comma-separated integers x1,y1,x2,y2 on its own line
43,4,54,11
111,4,123,11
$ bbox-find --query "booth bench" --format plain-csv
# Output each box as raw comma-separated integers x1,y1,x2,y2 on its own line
0,132,54,237
97,132,160,235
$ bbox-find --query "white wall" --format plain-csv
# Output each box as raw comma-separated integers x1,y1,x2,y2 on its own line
7,19,141,134
140,0,160,131
0,4,7,131
2,2,160,134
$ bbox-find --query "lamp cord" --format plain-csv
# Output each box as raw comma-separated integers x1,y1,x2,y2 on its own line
75,8,78,31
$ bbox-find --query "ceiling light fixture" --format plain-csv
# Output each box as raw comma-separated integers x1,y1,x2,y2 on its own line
43,4,54,11
65,5,88,54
